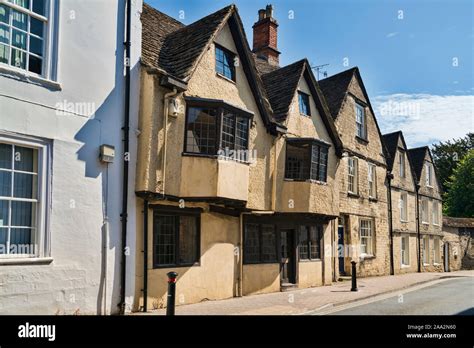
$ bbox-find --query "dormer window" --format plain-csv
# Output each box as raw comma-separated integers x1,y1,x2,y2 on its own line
355,103,366,139
215,44,236,81
298,91,311,116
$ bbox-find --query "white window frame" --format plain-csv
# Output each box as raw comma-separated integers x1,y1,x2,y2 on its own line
0,133,50,259
423,235,430,265
368,163,376,199
355,103,366,139
401,235,410,266
348,157,358,194
400,192,408,222
421,199,429,224
425,162,433,187
399,151,405,178
359,219,374,256
0,0,55,80
432,201,440,226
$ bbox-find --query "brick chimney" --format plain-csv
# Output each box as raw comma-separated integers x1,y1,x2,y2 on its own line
252,4,280,66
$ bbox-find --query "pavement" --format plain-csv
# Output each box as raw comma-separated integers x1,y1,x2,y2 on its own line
326,277,474,315
135,270,474,315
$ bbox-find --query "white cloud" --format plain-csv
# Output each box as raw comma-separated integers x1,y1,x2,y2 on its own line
373,93,474,147
386,32,399,38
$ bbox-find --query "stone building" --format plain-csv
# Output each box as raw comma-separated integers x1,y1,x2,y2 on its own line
135,4,344,311
408,147,443,272
442,217,474,271
319,69,390,278
383,131,418,274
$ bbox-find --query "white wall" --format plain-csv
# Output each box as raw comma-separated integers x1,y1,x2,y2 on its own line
0,0,141,314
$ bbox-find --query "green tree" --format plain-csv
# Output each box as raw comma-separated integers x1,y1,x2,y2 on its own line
443,149,474,218
431,133,473,192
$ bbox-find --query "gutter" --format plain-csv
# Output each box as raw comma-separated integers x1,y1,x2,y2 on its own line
387,173,394,275
119,0,132,315
415,183,421,273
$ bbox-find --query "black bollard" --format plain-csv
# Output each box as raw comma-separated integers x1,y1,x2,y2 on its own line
350,261,358,291
166,271,178,315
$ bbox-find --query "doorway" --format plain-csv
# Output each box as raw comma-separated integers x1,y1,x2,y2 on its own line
280,229,296,284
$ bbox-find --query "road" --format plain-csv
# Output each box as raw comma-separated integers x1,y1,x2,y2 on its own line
327,277,474,315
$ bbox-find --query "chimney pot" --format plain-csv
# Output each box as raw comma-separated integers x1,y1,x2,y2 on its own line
258,9,265,21
265,4,273,18
252,4,280,66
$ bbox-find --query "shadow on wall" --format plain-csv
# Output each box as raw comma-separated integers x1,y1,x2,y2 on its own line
71,0,140,315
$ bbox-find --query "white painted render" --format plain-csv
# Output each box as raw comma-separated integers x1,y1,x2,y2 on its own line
0,0,142,314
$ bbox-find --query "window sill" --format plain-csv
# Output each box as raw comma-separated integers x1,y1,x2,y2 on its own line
153,262,200,269
360,254,375,260
216,72,236,84
401,264,411,268
355,136,369,144
423,263,430,266
368,197,378,202
243,261,279,265
0,257,53,266
299,258,322,263
283,179,327,185
400,219,409,223
422,222,429,225
433,263,441,266
348,192,359,198
299,113,311,118
0,65,61,91
182,152,252,165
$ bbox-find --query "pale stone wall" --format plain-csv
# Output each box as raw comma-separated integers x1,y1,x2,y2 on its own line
334,75,390,277
243,264,280,295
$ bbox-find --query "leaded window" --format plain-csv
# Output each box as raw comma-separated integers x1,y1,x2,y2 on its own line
285,140,329,182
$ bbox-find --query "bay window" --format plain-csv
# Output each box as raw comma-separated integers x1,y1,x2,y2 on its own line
184,98,252,161
284,138,329,182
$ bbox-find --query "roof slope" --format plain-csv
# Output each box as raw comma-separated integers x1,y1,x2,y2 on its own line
318,67,357,118
443,216,474,228
142,4,233,80
261,59,306,120
382,131,402,171
407,146,428,182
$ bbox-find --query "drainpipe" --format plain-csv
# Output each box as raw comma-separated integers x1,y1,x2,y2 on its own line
119,0,132,315
415,184,421,273
142,199,148,312
162,88,179,194
387,173,394,275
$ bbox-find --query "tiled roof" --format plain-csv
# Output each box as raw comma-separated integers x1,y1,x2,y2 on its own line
407,146,428,182
253,54,279,75
142,3,233,80
260,59,306,120
382,131,402,171
318,67,357,118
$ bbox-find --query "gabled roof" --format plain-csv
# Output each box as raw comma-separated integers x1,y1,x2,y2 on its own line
383,131,407,171
142,4,233,80
258,58,343,154
407,146,429,183
261,59,306,120
443,216,474,228
318,67,357,118
142,3,283,134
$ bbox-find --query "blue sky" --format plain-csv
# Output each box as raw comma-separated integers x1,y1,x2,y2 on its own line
146,0,474,147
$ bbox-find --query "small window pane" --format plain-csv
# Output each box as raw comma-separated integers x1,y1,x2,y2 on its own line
12,0,30,9
244,223,260,263
186,107,217,155
178,215,198,264
13,172,37,199
235,117,249,153
14,146,36,172
11,201,35,227
12,29,27,50
0,172,12,197
28,54,42,74
221,111,235,151
0,228,7,254
298,226,309,259
0,144,12,169
261,224,276,262
0,24,10,44
10,228,32,254
11,48,26,69
154,215,176,266
319,147,328,182
11,10,27,31
0,43,9,64
32,0,45,16
0,5,10,24
30,17,44,37
0,200,9,225
29,36,43,56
